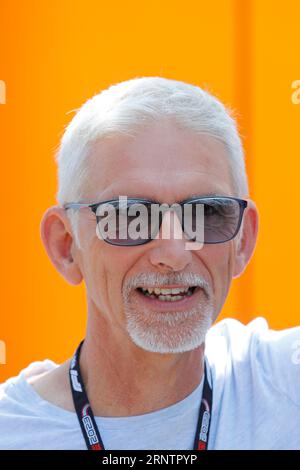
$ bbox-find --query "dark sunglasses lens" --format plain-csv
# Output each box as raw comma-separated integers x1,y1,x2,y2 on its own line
183,198,242,243
95,198,243,246
95,202,155,245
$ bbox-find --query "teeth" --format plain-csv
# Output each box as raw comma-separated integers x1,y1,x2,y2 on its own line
142,286,190,296
140,286,195,300
158,295,185,301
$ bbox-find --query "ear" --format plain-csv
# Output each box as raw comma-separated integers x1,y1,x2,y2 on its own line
40,206,83,285
233,199,259,278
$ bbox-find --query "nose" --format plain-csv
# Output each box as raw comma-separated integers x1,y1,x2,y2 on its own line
148,210,193,272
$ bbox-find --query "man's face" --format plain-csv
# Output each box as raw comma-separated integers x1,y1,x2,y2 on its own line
72,119,240,353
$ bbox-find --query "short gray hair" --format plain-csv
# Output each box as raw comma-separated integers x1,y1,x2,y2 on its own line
55,76,249,247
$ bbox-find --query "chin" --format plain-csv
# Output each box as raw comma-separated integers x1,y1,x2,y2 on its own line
124,302,215,354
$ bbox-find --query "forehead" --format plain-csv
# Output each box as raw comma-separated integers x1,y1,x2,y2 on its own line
84,120,234,203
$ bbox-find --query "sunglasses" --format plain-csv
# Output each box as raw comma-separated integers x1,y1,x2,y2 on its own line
63,195,248,247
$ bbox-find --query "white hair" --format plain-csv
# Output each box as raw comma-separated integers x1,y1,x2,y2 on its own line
55,76,249,246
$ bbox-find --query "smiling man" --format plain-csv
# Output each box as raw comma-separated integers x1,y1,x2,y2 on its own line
0,77,299,450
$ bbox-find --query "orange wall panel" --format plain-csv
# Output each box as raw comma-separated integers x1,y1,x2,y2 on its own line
0,0,299,381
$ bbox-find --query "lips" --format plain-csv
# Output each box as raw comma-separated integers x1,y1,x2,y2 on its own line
137,286,197,301
134,285,202,311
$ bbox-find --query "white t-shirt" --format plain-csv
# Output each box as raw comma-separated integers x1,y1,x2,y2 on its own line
0,317,300,450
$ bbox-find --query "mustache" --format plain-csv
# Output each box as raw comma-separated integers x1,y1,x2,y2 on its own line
123,272,212,298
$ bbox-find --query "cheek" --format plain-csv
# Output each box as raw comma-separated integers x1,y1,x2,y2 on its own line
86,244,136,312
198,243,235,307
75,219,136,315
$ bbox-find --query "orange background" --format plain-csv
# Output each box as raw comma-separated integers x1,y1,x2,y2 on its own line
0,0,299,381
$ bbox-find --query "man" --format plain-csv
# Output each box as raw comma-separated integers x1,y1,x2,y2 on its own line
0,77,299,450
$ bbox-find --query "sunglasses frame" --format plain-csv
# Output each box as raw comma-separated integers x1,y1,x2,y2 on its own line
63,196,248,246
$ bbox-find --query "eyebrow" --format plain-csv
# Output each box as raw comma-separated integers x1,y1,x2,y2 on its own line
89,191,227,204
187,192,227,198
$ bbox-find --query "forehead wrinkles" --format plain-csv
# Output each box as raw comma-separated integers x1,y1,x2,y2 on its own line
81,131,233,201
93,172,231,202
82,166,233,204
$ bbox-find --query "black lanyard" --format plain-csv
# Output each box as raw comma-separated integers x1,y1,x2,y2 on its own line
69,339,213,451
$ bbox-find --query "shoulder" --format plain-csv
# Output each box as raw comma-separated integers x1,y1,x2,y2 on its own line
1,357,74,414
206,316,270,355
0,359,61,420
0,360,57,448
205,317,300,407
0,359,59,410
0,359,83,449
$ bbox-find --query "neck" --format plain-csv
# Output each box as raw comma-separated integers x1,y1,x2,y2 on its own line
78,311,205,417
